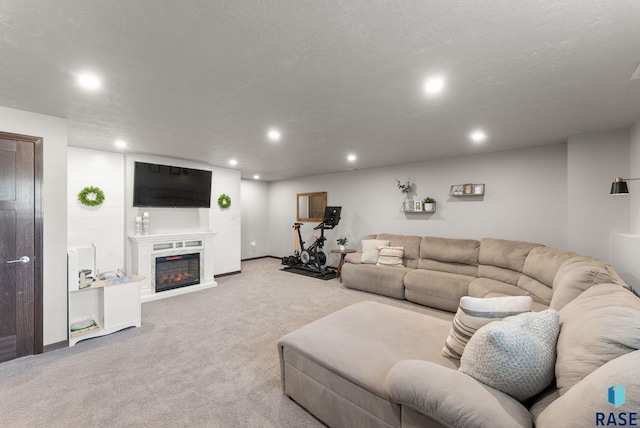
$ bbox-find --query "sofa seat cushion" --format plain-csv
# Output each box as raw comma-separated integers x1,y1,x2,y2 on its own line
469,277,532,299
279,301,457,400
404,269,476,312
555,283,640,395
341,263,411,299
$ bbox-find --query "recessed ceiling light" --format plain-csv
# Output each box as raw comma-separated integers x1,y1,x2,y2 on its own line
115,140,127,148
469,130,487,143
78,73,101,90
424,76,445,95
253,175,260,180
268,129,281,142
229,159,238,166
347,154,357,162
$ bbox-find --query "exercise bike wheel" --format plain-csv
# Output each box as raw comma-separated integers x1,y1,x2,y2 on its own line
316,249,328,269
300,250,311,265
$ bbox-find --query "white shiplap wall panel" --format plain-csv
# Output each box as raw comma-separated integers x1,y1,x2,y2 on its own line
67,147,125,274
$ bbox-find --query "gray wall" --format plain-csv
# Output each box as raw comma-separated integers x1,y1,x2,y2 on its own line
632,119,640,234
267,144,568,266
241,179,271,259
567,128,630,263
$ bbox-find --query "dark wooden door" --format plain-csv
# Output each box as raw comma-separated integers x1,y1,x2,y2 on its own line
0,133,43,362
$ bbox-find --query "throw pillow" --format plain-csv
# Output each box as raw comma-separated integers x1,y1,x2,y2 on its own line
459,309,560,401
376,246,404,267
361,239,390,264
442,295,533,359
555,283,640,395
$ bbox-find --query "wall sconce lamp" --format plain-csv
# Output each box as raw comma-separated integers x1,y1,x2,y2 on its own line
611,177,640,195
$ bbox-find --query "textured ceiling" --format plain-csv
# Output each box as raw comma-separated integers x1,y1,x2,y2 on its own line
1,1,640,181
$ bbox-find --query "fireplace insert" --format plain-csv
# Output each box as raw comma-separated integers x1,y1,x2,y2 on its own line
155,253,200,292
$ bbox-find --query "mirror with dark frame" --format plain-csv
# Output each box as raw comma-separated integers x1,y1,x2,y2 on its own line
297,192,327,222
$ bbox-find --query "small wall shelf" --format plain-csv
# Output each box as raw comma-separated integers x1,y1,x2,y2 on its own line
401,202,436,213
449,183,485,196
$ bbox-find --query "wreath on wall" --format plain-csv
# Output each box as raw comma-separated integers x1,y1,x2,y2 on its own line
78,186,105,207
217,193,231,209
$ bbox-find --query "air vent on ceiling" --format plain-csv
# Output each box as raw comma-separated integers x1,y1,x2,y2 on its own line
631,62,640,80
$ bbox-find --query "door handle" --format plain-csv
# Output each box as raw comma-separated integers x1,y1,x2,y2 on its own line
6,256,30,264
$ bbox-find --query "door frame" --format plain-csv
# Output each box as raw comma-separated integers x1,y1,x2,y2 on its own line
1,131,43,354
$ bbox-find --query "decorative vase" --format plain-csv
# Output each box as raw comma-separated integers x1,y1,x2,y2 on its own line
339,245,346,251
403,197,413,211
424,203,434,212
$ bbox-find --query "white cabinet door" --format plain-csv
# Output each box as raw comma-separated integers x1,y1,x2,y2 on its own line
103,281,141,330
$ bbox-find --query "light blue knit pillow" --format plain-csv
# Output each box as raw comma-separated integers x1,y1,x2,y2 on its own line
459,309,560,401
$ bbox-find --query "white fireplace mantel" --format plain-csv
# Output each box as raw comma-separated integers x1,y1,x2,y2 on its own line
129,231,217,302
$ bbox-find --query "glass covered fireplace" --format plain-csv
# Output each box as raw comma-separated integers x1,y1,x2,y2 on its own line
155,253,200,292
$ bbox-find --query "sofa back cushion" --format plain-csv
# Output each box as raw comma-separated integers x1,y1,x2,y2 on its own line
376,233,422,268
417,236,480,276
550,256,613,310
478,239,543,285
555,283,640,396
516,247,578,306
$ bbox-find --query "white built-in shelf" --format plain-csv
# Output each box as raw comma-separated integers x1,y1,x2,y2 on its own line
68,246,144,346
449,183,485,196
70,275,145,293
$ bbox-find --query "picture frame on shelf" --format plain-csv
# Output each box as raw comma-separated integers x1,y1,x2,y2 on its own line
463,184,473,195
413,201,422,211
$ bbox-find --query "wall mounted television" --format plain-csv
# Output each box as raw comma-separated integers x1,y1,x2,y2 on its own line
133,161,212,208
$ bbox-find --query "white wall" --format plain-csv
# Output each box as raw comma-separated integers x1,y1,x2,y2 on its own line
209,166,242,273
240,179,270,259
567,128,630,263
0,106,68,346
67,148,125,274
609,118,640,293
267,144,568,266
631,118,640,234
124,153,241,275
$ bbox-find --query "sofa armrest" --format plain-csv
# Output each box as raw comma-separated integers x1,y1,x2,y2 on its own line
344,252,361,264
386,360,532,428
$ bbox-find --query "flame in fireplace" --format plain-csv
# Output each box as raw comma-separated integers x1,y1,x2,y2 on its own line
158,272,193,284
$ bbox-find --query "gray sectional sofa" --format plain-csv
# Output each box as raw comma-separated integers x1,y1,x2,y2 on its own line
278,234,640,428
341,234,626,312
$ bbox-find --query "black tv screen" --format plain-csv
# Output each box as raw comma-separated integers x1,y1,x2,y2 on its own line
133,162,212,208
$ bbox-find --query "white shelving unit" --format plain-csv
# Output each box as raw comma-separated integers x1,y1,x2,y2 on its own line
68,246,143,346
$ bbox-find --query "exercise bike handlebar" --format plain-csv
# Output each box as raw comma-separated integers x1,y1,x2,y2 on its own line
313,222,337,230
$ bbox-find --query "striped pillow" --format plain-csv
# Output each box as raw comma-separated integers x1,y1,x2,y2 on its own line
442,295,533,359
376,246,404,267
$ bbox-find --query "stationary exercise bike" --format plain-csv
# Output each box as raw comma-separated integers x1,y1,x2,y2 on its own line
283,206,342,276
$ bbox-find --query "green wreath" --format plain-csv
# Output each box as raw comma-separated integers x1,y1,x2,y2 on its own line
78,186,105,207
218,193,231,209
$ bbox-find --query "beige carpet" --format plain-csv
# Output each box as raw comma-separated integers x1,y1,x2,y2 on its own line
0,258,452,427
